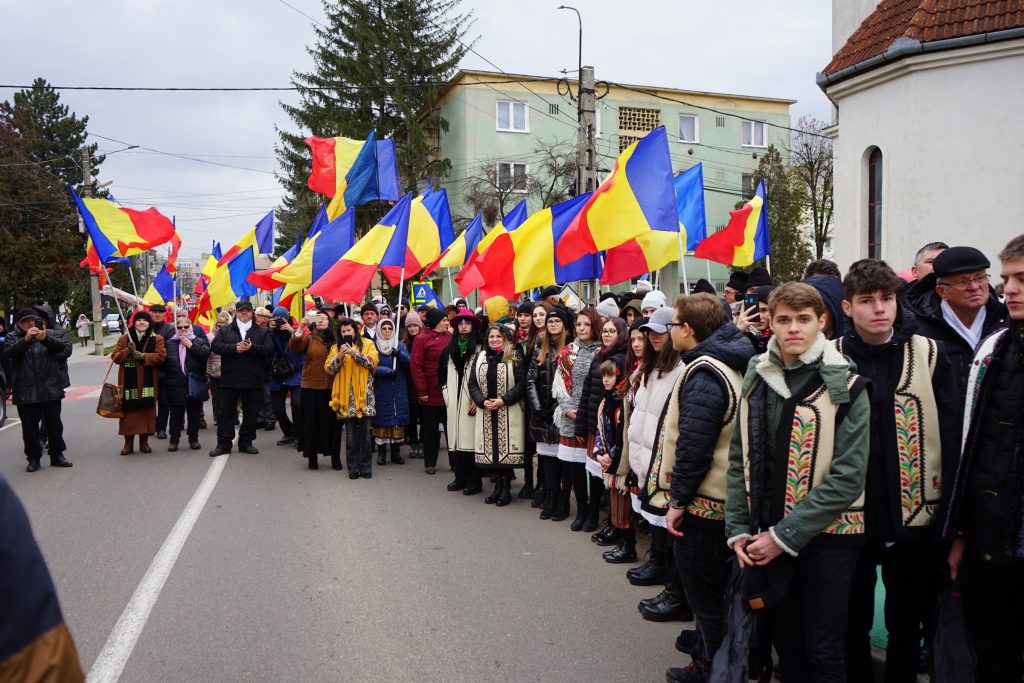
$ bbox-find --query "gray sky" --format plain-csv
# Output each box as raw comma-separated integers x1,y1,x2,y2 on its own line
2,0,833,258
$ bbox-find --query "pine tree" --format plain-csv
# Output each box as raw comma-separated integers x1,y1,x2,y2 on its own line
274,0,471,255
0,103,83,314
747,145,813,283
12,77,104,189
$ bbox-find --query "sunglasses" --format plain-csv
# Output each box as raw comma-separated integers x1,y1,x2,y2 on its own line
176,325,190,330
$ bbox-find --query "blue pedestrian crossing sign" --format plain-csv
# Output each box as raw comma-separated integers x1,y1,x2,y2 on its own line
412,282,435,307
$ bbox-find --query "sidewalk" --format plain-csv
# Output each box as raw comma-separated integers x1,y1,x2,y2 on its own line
67,347,111,366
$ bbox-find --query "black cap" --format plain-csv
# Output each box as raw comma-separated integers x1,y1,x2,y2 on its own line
424,307,447,329
15,308,38,323
545,307,569,328
933,246,990,278
747,266,772,288
726,271,749,291
149,303,167,313
693,278,716,295
540,285,562,299
235,300,254,311
516,300,536,315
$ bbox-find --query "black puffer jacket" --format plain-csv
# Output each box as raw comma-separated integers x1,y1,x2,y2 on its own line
211,321,274,389
903,273,1007,426
574,342,628,438
668,323,755,508
3,328,73,405
527,346,559,444
162,336,211,406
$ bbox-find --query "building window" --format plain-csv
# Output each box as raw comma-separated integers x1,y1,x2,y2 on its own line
496,100,528,132
678,114,699,143
549,103,559,116
497,162,528,192
715,169,726,182
742,120,766,147
716,115,726,127
867,147,883,259
742,173,753,197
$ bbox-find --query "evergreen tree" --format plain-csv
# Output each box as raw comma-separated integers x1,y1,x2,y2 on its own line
0,103,83,314
745,145,813,284
12,77,104,190
274,0,471,255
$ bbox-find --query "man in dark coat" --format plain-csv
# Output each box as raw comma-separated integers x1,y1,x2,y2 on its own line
2,308,74,472
209,300,273,456
945,234,1024,681
904,246,1008,429
149,304,176,439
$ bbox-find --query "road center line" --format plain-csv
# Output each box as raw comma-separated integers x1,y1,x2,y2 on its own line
0,419,22,433
87,454,230,683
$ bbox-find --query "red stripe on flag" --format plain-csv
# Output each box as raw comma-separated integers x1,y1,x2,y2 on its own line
305,137,339,197
694,204,754,266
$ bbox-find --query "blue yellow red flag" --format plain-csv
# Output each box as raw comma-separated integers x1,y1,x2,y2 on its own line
694,180,770,266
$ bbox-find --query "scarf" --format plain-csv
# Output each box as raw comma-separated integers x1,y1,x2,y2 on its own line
517,327,530,345
123,327,157,412
237,318,252,338
329,338,377,417
171,327,195,373
457,336,470,356
940,300,986,350
376,332,398,356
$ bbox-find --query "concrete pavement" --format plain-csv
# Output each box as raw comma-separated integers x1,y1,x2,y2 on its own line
2,359,687,681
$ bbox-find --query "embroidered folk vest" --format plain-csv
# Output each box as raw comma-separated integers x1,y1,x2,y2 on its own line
837,335,943,528
740,371,868,537
642,357,742,519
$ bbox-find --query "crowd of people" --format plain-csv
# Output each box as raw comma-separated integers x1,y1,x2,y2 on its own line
2,233,1023,682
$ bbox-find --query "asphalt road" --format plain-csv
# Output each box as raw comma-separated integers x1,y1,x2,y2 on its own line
2,351,686,681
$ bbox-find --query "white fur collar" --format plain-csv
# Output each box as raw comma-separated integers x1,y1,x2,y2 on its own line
754,333,846,399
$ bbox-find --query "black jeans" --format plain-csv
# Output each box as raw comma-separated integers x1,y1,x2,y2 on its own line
588,473,605,515
542,455,563,497
845,540,937,683
168,399,203,444
675,519,730,676
455,451,482,486
156,382,169,433
523,437,535,486
419,404,446,469
960,546,1024,682
561,460,588,511
215,386,263,449
344,416,373,474
767,544,858,683
258,385,274,425
17,400,65,460
270,386,301,438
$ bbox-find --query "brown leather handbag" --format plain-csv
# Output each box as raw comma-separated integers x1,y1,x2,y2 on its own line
96,359,124,419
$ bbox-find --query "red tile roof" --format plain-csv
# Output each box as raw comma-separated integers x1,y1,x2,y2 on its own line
823,0,1024,76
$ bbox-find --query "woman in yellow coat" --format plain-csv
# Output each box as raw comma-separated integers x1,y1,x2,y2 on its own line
325,317,378,479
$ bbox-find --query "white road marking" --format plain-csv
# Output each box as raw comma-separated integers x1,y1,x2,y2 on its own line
79,389,102,399
87,454,230,682
0,418,21,433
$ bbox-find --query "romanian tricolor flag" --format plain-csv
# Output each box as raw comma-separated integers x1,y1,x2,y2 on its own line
695,179,770,267
307,193,413,304
193,242,223,296
262,208,356,289
165,230,183,274
600,163,708,284
247,230,305,291
465,193,603,300
423,212,483,277
143,265,176,305
218,211,274,265
306,131,402,220
69,187,177,263
0,475,84,680
405,188,456,276
555,126,677,266
455,200,529,296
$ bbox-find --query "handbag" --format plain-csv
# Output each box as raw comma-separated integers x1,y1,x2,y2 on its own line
187,372,209,402
96,360,124,419
269,353,296,382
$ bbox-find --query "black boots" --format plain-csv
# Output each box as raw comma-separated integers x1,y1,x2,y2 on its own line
530,482,546,508
602,529,638,563
377,445,388,466
581,505,600,533
495,474,512,507
484,477,502,504
550,490,571,521
628,526,669,586
639,539,693,622
390,443,404,464
592,523,620,546
330,454,343,471
517,482,535,499
308,455,319,470
539,486,557,519
570,506,588,532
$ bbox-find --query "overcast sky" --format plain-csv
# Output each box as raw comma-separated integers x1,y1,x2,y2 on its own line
2,0,834,258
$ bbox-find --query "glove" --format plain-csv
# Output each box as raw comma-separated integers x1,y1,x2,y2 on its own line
131,349,147,361
126,341,136,354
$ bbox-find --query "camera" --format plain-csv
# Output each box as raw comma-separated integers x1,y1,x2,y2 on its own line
271,317,288,330
743,294,760,323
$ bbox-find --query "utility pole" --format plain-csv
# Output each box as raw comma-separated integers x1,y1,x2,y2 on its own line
579,65,598,195
80,148,105,355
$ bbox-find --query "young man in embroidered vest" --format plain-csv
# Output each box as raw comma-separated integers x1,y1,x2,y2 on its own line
837,259,960,683
662,293,755,683
724,282,870,683
945,234,1024,681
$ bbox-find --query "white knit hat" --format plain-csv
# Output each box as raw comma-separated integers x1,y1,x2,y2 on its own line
595,297,620,318
640,290,667,312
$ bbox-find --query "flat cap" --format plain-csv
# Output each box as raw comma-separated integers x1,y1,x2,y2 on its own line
933,246,990,278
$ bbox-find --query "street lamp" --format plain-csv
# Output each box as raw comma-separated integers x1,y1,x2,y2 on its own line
558,5,583,195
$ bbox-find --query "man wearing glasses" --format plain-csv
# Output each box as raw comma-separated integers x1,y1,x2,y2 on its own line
908,245,1008,429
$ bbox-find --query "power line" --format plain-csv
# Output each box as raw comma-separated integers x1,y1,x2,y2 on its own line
89,133,276,175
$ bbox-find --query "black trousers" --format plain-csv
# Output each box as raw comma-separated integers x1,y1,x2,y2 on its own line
270,386,301,439
675,519,731,677
258,385,274,425
406,401,420,444
455,450,482,486
156,381,169,433
523,437,535,486
560,460,588,511
17,400,65,460
168,399,203,444
767,544,858,683
845,539,937,683
209,377,222,423
588,473,605,515
541,454,563,497
419,404,446,468
215,386,263,449
344,416,373,474
960,546,1024,682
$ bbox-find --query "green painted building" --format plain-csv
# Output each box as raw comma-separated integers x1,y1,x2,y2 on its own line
430,69,793,304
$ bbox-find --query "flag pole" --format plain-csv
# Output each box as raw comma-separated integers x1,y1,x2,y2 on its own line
677,232,690,294
396,266,407,321
705,259,712,284
445,267,454,305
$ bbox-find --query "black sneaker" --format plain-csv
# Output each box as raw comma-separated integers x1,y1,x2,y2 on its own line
209,446,230,457
156,430,167,439
238,445,259,454
276,436,297,446
666,663,702,683
26,458,41,473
